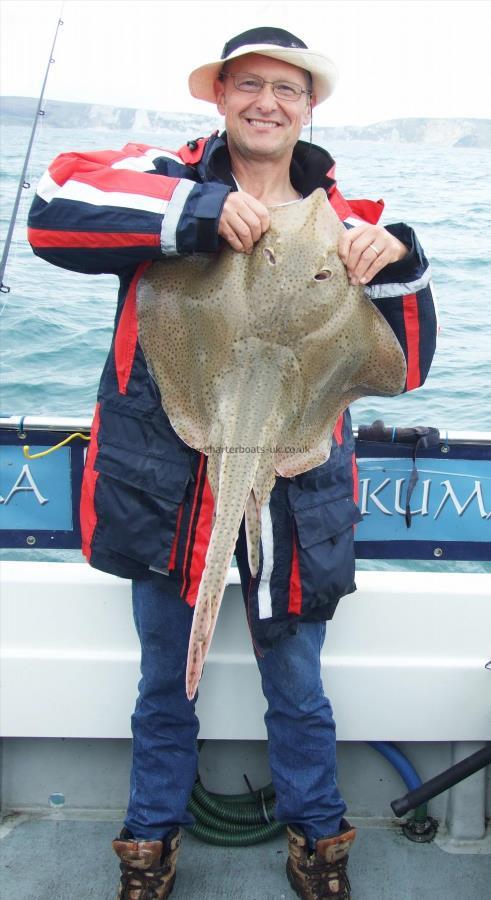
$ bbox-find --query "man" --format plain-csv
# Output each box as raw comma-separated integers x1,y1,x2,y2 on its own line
28,26,437,900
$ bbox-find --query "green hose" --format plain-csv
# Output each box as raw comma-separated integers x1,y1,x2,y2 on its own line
185,779,284,846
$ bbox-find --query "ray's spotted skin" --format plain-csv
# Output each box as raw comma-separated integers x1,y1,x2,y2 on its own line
137,189,407,699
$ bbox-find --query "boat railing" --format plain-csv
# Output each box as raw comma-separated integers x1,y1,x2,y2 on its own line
1,415,490,561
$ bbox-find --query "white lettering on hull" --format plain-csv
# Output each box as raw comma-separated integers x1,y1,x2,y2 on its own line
434,480,490,520
0,465,48,506
359,477,490,519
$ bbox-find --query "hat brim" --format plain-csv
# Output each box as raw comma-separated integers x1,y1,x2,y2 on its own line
188,44,338,105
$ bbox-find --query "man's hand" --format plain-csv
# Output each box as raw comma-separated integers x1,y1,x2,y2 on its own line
338,223,409,285
218,192,270,254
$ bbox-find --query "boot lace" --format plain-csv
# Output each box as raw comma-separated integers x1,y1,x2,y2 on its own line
119,860,171,899
303,854,351,898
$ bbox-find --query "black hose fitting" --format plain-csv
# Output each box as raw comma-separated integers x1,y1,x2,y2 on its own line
392,744,491,817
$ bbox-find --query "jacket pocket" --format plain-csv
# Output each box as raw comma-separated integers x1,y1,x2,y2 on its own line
93,441,191,571
98,401,192,462
293,496,361,548
291,496,361,617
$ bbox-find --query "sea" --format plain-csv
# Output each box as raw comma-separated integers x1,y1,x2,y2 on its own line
1,122,490,571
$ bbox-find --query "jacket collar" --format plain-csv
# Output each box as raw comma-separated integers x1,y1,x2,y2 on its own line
200,131,337,196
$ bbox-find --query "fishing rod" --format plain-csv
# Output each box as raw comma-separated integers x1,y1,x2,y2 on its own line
0,13,64,294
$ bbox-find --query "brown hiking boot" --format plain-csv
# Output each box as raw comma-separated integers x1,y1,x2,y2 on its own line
286,819,356,899
112,827,181,899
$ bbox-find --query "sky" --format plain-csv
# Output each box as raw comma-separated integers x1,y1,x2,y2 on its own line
1,0,490,128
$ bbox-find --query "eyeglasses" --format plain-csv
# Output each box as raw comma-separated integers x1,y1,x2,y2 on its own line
219,72,311,102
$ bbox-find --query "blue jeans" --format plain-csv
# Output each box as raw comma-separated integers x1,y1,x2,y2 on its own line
125,575,347,847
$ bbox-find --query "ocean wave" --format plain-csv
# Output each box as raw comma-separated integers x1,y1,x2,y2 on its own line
1,128,490,434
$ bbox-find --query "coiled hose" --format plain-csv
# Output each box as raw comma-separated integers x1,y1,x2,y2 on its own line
186,778,284,846
186,741,429,846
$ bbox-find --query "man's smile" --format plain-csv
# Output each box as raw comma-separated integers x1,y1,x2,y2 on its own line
244,118,282,129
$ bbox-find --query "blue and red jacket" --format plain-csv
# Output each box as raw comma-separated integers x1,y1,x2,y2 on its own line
28,133,437,648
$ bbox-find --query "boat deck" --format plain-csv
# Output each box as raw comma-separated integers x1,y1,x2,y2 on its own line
2,814,490,899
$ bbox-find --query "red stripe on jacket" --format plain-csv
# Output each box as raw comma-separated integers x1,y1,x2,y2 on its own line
288,528,303,614
114,261,151,395
180,456,215,607
347,198,385,224
80,403,101,561
49,151,123,184
328,188,384,226
333,412,344,446
181,455,206,598
328,187,355,222
48,153,179,200
352,452,359,506
71,168,179,199
168,503,184,571
402,293,421,390
27,228,160,249
48,145,180,183
184,474,215,606
77,144,182,167
177,137,210,165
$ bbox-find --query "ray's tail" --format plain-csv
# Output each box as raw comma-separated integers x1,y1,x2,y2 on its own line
185,340,299,700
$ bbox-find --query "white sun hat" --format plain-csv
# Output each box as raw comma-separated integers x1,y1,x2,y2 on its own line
188,26,338,105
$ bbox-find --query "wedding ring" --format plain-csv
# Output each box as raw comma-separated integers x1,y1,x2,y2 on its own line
368,243,380,256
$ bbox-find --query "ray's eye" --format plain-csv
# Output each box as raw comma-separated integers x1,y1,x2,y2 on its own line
263,248,276,266
314,269,333,282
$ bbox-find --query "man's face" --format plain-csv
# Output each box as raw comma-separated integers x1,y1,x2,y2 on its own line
214,53,313,162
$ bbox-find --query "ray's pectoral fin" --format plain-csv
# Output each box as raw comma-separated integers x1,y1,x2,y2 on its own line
354,301,407,396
